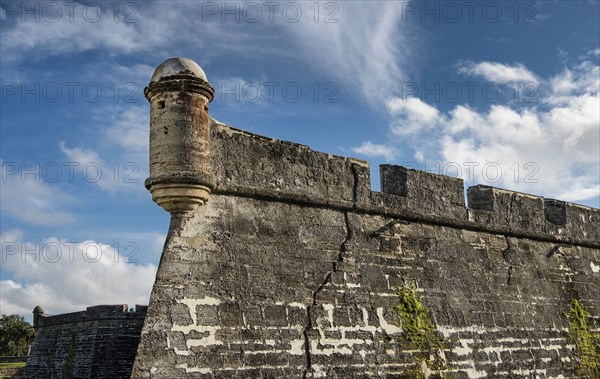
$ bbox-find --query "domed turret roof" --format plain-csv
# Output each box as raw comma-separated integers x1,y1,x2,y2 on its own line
150,57,208,82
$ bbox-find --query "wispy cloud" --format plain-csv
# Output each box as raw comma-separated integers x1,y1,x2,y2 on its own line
352,141,397,161
0,2,164,60
457,61,539,84
211,76,278,111
59,141,144,195
0,160,76,226
103,106,148,153
284,2,411,107
55,103,151,195
0,1,294,66
547,60,599,101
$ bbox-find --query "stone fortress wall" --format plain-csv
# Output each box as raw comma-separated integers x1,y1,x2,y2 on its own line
25,304,147,379
24,57,600,378
131,58,600,378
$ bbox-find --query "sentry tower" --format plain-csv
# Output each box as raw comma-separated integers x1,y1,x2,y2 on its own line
144,58,215,214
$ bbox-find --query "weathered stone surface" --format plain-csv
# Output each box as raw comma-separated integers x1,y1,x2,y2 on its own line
132,119,600,378
380,164,466,219
467,185,547,232
25,305,146,379
210,121,370,210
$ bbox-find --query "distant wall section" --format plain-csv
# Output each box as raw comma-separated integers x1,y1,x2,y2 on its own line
25,304,147,379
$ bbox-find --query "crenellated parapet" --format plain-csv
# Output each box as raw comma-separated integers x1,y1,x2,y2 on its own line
31,304,147,328
375,164,467,220
208,119,599,247
468,185,599,243
210,122,367,210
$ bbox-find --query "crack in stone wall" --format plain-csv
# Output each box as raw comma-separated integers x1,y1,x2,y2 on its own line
303,212,353,378
302,164,359,378
502,236,514,286
302,161,361,376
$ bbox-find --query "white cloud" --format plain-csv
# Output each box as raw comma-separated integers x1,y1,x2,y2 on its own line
103,106,148,153
556,185,600,203
106,230,166,262
352,141,397,161
547,60,599,101
436,96,599,202
386,97,441,135
549,68,577,95
0,230,158,318
57,103,152,195
59,141,144,194
376,56,600,203
0,160,75,226
458,61,539,84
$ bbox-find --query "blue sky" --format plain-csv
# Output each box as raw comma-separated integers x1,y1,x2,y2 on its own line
1,0,598,321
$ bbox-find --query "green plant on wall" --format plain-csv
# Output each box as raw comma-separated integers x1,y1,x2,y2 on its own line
564,298,600,377
64,334,76,379
395,279,448,378
46,335,57,379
